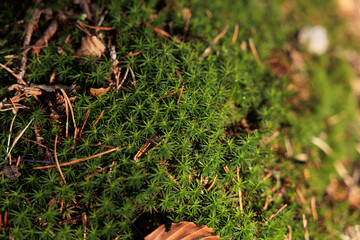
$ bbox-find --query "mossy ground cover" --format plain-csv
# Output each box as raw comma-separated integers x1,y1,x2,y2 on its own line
0,0,359,239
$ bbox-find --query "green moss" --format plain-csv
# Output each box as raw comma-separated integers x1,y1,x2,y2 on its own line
0,0,359,239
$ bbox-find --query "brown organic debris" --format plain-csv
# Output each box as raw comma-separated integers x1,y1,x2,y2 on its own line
32,20,58,54
145,221,221,240
3,165,21,180
77,36,106,57
90,87,110,96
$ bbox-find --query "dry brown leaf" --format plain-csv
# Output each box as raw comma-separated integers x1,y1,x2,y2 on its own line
145,221,221,240
77,36,106,57
90,87,110,96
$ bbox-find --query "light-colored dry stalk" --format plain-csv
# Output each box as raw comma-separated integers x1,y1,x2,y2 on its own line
236,165,244,211
60,89,78,138
134,142,151,162
248,38,261,64
117,65,130,91
232,24,239,45
302,214,309,240
6,118,34,162
311,196,318,222
54,135,67,184
269,204,287,221
287,225,292,240
6,114,17,154
296,188,306,204
206,174,218,191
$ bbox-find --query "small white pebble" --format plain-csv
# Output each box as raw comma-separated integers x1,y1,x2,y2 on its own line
298,26,329,55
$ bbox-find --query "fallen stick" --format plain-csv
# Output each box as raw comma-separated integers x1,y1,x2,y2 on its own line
33,147,119,169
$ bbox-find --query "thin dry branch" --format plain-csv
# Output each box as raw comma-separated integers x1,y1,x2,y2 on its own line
134,142,151,162
77,20,113,31
0,63,27,85
79,108,91,138
206,174,218,191
248,38,261,64
269,204,287,221
32,20,58,54
302,214,310,240
92,110,104,127
33,147,119,169
311,196,318,222
19,8,42,80
232,24,239,45
236,165,243,211
86,162,117,180
156,88,181,101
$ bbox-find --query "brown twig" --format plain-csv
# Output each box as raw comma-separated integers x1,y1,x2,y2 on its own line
177,85,184,104
145,23,170,38
76,23,91,36
23,137,53,152
16,155,21,168
147,139,164,154
0,63,27,85
134,142,151,162
79,108,91,138
86,162,117,180
232,24,239,45
248,38,261,64
311,196,318,222
296,188,306,204
269,204,287,221
19,8,42,81
201,26,228,59
263,196,273,210
32,20,58,54
128,51,142,57
287,225,292,240
156,88,181,101
77,20,113,31
33,147,119,169
206,174,218,191
92,109,104,127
